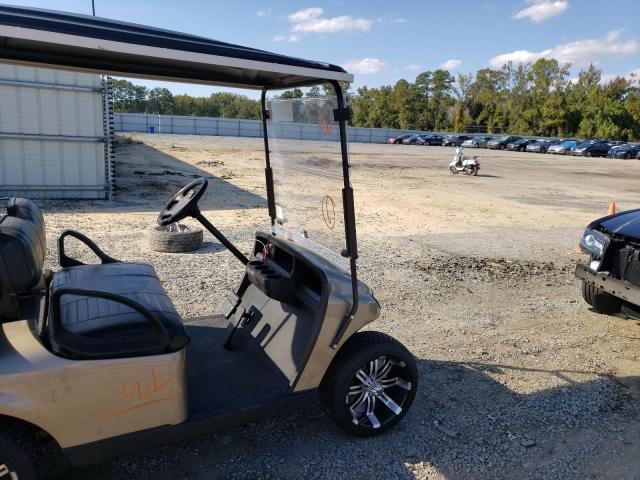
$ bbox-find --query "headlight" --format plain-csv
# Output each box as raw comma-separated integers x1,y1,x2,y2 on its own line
579,228,610,270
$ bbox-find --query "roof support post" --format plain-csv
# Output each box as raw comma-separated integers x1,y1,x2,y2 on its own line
261,89,276,227
329,80,359,349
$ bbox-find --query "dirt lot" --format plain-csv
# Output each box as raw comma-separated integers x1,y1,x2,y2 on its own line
40,133,639,479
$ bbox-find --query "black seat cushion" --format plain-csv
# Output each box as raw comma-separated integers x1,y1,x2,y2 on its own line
49,262,188,351
0,198,46,294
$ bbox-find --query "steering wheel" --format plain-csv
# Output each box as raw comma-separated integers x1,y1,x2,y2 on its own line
157,178,208,226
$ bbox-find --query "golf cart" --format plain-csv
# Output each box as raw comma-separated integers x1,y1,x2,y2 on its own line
0,6,417,478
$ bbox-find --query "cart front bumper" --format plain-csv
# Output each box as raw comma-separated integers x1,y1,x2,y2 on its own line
575,263,640,305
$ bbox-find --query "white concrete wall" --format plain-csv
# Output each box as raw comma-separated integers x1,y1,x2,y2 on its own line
114,113,423,144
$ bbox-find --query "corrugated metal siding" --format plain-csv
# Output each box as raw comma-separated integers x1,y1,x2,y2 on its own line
0,65,110,199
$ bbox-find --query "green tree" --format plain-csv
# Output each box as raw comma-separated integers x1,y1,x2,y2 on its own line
278,88,304,99
147,88,174,114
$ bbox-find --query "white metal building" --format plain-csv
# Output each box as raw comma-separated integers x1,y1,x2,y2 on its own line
0,65,113,199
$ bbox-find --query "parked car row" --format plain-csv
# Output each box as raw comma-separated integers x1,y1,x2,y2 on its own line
387,134,446,146
387,133,640,159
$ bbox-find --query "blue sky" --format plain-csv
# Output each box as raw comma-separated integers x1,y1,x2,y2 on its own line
5,0,640,98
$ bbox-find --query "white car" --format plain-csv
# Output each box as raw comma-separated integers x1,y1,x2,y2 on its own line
461,136,493,148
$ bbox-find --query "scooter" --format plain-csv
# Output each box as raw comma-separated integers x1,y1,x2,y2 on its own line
449,147,480,176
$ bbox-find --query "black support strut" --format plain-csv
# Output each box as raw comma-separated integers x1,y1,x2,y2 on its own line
261,89,276,226
329,80,359,349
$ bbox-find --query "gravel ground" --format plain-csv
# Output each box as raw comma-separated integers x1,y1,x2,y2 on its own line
37,134,639,480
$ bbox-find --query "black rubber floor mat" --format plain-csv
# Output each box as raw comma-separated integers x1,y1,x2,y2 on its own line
183,316,290,420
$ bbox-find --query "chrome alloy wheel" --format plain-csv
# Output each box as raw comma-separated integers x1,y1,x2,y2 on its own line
346,356,413,429
0,464,18,480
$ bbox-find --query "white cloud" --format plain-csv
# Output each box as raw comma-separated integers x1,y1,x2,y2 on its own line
256,9,271,18
405,64,422,72
343,58,387,75
440,59,462,70
598,73,617,85
288,7,373,34
600,67,640,86
489,30,639,67
288,7,323,23
376,16,407,25
273,34,299,44
513,1,569,22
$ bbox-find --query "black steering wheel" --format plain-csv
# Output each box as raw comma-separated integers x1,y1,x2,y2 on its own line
157,178,208,226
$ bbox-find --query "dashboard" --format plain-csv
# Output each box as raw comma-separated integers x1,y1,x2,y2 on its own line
246,233,326,307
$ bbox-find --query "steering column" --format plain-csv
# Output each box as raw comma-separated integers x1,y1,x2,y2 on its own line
158,178,249,265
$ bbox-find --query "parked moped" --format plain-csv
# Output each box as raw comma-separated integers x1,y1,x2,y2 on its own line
449,146,480,176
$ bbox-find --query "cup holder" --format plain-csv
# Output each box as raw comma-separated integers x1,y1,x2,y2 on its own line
247,262,281,279
245,259,298,305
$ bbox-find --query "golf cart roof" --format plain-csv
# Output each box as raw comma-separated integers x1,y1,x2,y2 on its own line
0,5,353,89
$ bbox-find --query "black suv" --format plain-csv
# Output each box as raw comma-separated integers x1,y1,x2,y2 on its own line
576,208,640,319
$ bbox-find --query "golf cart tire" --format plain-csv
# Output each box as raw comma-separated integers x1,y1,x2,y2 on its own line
319,331,418,437
0,419,61,480
0,436,36,480
581,280,622,315
148,224,203,253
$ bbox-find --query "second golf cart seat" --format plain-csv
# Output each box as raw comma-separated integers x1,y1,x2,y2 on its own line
0,197,188,359
0,197,46,292
49,261,189,359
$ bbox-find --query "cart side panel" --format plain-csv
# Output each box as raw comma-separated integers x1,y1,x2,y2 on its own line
0,320,188,448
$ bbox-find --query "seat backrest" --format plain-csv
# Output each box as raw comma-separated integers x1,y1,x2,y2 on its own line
0,197,46,295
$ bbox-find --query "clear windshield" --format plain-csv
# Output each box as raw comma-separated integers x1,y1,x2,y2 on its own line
266,91,350,270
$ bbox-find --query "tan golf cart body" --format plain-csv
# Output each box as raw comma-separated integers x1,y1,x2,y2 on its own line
0,6,414,471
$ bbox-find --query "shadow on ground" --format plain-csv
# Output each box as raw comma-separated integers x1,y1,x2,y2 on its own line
37,138,266,214
63,358,640,480
396,360,639,479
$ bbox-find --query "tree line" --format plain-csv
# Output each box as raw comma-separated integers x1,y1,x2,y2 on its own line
111,59,640,141
110,79,261,120
351,60,639,141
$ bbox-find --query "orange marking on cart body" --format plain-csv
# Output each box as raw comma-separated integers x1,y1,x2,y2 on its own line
98,367,177,417
97,396,181,417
